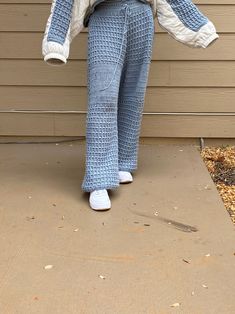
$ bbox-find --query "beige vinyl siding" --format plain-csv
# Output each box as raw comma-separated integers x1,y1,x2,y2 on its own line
0,0,234,137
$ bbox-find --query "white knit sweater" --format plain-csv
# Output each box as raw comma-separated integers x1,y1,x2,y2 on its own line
42,0,219,66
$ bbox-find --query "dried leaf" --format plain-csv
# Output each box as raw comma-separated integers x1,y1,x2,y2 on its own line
26,216,35,221
182,259,190,264
44,265,53,270
99,275,106,280
200,145,235,224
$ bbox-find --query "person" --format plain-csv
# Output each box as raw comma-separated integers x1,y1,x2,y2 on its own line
42,0,219,211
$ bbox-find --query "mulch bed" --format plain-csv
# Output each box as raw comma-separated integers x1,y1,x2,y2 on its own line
200,145,235,224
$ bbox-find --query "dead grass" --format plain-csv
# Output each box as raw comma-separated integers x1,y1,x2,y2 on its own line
200,145,235,224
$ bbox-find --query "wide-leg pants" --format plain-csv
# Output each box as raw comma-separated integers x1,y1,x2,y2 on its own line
81,0,155,192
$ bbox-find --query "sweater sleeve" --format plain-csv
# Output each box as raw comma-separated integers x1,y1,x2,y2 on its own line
42,0,74,66
156,0,219,48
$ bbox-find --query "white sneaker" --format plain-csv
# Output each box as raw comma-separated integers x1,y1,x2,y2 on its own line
118,171,133,183
89,189,111,211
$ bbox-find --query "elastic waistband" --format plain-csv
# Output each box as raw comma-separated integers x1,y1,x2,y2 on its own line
97,0,147,9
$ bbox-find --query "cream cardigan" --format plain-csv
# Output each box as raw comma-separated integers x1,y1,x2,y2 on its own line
42,0,219,66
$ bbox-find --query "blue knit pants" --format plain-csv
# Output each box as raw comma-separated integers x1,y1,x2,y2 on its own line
81,0,154,192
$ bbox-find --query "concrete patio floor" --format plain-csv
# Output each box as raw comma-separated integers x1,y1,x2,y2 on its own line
0,140,234,314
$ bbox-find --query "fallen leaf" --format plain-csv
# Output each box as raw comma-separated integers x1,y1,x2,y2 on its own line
74,228,79,232
44,265,53,270
99,275,106,280
170,303,180,307
182,259,190,264
26,216,35,221
202,284,208,289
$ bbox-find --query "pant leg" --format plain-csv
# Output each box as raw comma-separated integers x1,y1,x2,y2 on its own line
81,2,127,192
117,2,154,172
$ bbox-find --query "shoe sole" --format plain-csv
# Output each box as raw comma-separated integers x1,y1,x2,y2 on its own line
89,200,111,211
119,180,133,184
90,206,111,211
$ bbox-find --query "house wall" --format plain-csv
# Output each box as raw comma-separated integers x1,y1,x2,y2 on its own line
0,0,234,137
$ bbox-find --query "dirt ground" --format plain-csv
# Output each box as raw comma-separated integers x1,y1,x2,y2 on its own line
200,145,235,224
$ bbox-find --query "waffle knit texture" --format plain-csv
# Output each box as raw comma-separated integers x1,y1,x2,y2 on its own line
167,0,208,31
47,0,74,45
81,0,154,192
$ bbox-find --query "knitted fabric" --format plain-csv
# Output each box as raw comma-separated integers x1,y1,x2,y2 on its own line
47,0,74,45
81,0,154,192
167,0,208,31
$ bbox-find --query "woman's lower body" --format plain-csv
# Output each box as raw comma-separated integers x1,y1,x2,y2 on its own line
81,0,155,192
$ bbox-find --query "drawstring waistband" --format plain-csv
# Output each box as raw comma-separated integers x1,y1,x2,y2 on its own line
99,3,131,91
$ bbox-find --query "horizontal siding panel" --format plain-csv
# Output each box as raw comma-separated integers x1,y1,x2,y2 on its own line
0,113,234,137
1,60,235,87
0,1,233,3
0,1,234,138
1,86,235,113
0,33,235,61
151,34,233,61
0,5,234,33
0,0,234,3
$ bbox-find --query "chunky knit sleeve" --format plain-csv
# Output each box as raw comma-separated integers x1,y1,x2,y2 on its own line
42,0,74,66
156,0,219,48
